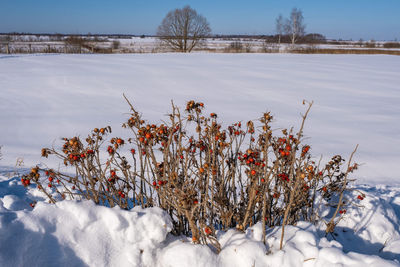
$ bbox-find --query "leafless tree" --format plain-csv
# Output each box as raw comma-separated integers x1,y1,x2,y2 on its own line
157,5,211,52
275,14,284,45
64,36,86,53
284,8,306,45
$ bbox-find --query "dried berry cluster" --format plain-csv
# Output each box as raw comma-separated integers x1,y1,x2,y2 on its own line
29,98,359,252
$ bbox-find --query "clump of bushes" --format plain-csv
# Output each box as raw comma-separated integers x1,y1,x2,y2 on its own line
383,42,400,49
24,98,360,252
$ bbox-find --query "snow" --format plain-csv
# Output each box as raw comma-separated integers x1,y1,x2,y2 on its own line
0,174,399,266
1,53,400,266
0,176,173,266
1,53,399,183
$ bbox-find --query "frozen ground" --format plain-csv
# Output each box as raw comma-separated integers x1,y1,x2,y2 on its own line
0,53,399,184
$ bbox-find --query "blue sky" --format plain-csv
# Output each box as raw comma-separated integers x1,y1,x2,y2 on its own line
1,0,399,40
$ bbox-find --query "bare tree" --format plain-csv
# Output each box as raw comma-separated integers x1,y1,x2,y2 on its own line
157,6,211,52
284,8,306,45
64,36,86,53
275,14,284,45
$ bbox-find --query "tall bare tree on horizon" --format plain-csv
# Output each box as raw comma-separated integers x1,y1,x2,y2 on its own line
275,14,284,45
285,8,306,45
157,6,211,52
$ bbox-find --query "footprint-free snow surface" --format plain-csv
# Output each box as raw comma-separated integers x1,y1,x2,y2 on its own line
1,53,400,266
0,54,399,183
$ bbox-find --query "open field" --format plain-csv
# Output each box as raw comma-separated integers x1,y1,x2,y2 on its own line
1,53,400,267
0,53,399,184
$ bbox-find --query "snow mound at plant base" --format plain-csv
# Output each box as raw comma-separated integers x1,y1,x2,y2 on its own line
1,175,400,267
0,186,173,266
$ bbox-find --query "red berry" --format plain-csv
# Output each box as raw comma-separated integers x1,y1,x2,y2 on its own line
48,177,53,182
153,181,157,186
250,170,256,176
131,149,136,154
204,227,212,235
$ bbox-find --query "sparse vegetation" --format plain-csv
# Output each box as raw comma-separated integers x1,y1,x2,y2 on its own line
0,32,398,55
24,98,360,252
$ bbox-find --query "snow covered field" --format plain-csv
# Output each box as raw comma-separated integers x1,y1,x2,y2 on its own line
1,53,400,266
1,53,399,183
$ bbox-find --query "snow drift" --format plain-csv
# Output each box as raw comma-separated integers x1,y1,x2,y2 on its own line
1,174,399,266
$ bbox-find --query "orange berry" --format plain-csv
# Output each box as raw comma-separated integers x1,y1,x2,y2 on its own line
204,227,212,235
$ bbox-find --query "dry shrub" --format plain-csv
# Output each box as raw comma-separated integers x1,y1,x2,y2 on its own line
25,98,360,252
224,41,253,53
